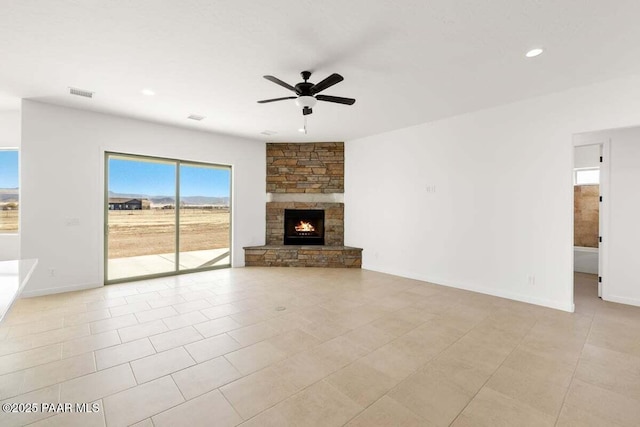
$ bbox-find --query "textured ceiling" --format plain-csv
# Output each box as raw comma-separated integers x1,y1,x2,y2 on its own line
2,0,640,142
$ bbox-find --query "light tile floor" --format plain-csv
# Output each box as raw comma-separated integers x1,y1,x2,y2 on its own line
0,268,638,426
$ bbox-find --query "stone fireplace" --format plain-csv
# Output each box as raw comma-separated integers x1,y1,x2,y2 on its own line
244,142,362,267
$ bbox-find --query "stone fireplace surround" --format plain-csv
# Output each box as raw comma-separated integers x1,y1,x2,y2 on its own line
244,142,362,268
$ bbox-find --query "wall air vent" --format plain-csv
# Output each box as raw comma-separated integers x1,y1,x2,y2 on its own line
69,87,94,98
187,114,206,121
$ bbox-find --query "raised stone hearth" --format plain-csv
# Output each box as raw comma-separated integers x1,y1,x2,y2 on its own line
244,141,362,268
244,245,362,268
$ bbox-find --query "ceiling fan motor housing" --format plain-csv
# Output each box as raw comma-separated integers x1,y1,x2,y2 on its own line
294,82,313,96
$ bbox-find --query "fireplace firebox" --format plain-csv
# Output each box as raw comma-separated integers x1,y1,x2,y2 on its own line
284,209,325,245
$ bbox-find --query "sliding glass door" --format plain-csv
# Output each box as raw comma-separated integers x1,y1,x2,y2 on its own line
105,153,231,283
106,155,176,281
178,163,231,271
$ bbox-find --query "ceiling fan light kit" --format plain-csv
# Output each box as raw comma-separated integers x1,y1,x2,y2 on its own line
295,95,317,108
258,71,356,118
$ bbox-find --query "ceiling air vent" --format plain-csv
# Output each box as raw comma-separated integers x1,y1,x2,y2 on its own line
187,114,206,121
69,87,94,98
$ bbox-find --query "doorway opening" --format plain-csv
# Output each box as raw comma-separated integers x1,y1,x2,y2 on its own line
572,138,608,307
105,152,231,283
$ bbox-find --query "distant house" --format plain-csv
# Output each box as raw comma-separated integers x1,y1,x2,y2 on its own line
108,198,150,210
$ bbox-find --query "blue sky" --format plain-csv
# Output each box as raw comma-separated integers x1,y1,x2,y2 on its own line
181,164,230,197
0,150,19,188
108,158,230,197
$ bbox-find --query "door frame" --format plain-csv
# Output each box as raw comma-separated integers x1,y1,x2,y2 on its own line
572,137,610,299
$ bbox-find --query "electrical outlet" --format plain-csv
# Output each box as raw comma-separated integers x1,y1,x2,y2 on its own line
65,218,80,226
528,275,536,286
49,269,55,277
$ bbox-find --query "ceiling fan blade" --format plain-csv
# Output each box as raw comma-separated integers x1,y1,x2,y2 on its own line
263,75,296,93
302,107,313,116
310,73,344,94
257,96,297,104
315,94,356,105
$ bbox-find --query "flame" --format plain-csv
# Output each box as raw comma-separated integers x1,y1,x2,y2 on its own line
295,221,315,232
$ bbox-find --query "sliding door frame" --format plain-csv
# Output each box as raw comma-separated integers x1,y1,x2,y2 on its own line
104,151,232,284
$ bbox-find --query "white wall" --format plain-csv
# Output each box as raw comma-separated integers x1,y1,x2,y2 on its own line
20,101,265,296
0,110,21,260
346,74,640,312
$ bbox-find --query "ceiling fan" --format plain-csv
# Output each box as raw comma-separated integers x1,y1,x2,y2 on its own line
257,71,356,116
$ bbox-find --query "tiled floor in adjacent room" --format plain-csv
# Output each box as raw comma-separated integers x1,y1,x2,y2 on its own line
1,268,638,426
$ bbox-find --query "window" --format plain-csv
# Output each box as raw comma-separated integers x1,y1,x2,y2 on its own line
574,168,600,185
0,149,19,233
105,152,231,283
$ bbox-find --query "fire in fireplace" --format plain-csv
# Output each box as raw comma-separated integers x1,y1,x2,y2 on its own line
284,209,325,245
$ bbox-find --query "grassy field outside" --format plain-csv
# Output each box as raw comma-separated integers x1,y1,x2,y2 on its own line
108,208,230,258
0,210,18,232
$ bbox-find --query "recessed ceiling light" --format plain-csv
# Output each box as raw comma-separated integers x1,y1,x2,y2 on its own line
525,48,544,58
187,114,206,121
141,89,155,96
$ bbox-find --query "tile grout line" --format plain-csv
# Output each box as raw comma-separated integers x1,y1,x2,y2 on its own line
217,383,245,424
289,301,470,426
441,309,540,426
552,307,597,426
212,311,407,422
169,372,188,403
2,356,132,403
300,290,464,423
337,308,481,426
91,350,97,380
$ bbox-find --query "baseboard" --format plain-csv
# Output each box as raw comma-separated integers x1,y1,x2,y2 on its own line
573,268,599,274
603,294,640,308
21,282,102,298
362,264,574,313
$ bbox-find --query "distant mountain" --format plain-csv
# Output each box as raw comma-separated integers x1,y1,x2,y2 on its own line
108,191,148,199
108,191,228,206
0,188,19,203
150,197,175,205
181,196,229,205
